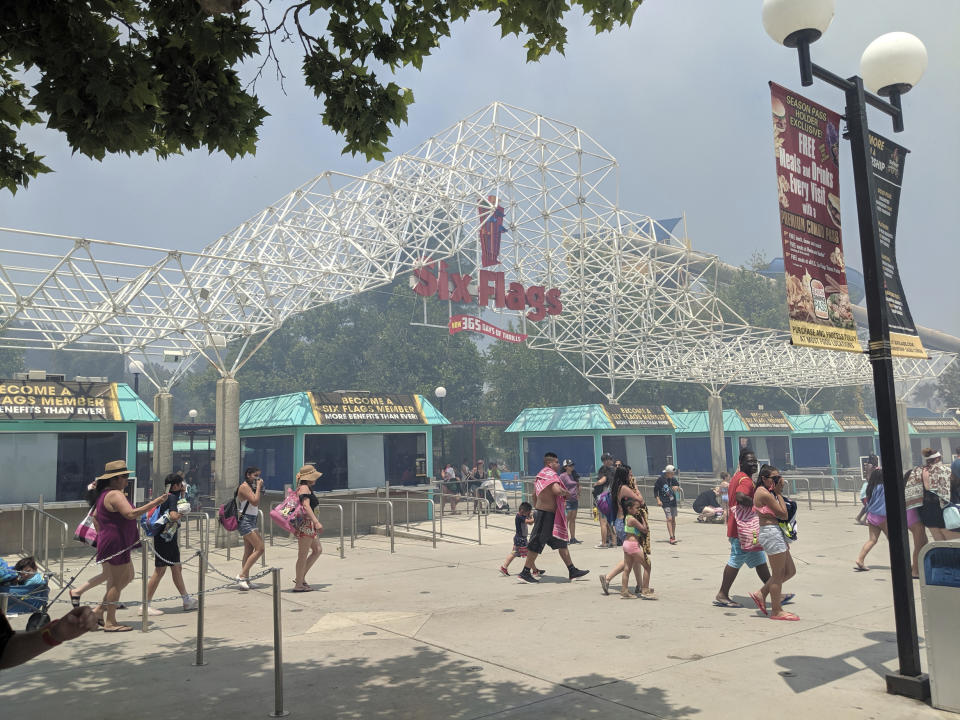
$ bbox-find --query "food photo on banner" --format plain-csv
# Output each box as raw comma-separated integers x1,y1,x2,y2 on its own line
769,82,859,353
867,132,926,358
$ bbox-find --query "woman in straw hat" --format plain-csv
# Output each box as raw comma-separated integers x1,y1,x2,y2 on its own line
292,465,324,592
87,460,168,632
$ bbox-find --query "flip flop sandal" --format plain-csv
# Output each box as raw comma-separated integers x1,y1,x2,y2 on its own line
749,591,768,616
102,624,134,632
770,612,800,621
712,599,743,608
853,564,869,572
782,593,796,604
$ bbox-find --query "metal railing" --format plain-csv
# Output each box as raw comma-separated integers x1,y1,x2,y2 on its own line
312,503,346,559
181,512,211,554
343,499,395,553
388,498,437,548
199,506,267,565
19,503,67,586
433,490,489,545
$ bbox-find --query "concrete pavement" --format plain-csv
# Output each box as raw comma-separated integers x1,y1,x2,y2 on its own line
2,502,953,719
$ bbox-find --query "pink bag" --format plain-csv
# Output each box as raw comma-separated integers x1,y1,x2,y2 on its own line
270,489,305,533
733,505,762,552
74,509,97,546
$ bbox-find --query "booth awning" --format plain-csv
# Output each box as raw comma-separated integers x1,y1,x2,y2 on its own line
239,392,450,430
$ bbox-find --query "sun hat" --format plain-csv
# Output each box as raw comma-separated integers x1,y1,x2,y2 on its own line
296,464,323,483
96,459,135,481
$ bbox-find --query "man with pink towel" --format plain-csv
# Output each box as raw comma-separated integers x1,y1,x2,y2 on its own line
518,452,590,584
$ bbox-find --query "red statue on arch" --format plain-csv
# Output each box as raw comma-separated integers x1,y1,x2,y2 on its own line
478,195,506,267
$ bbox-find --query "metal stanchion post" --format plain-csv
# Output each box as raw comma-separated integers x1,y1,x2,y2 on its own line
141,537,150,632
43,515,50,573
193,551,207,666
58,527,64,587
1,593,8,615
269,568,288,717
477,504,482,546
388,503,395,554
259,511,267,567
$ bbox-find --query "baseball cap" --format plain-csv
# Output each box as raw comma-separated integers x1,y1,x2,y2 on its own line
562,458,575,468
663,464,676,473
600,452,613,461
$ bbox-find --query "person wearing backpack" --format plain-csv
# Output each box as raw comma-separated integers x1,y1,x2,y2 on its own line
145,473,198,615
593,453,616,548
292,465,324,592
653,465,681,544
235,467,265,590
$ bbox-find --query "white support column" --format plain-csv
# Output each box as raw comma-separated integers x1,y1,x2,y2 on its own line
708,392,725,476
152,391,174,498
214,377,241,506
896,400,912,468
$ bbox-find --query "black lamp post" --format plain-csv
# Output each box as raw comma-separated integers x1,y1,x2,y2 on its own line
127,358,144,396
434,386,447,467
763,0,930,701
188,408,198,462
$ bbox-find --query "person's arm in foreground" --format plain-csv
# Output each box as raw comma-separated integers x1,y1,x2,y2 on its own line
0,607,97,670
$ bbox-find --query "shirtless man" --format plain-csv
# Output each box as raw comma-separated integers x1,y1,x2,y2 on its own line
518,452,590,584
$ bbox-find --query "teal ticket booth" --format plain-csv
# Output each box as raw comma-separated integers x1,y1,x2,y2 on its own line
669,409,738,473
907,416,960,469
506,404,677,476
0,379,157,504
238,391,448,492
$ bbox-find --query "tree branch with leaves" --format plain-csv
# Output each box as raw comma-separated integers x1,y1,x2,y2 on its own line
0,0,641,193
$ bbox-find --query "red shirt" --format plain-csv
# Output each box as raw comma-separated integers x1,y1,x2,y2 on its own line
726,471,757,538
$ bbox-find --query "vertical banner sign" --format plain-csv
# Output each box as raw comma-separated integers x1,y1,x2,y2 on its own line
769,82,860,353
868,132,926,358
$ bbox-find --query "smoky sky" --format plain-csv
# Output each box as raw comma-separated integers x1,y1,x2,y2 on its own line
1,0,957,337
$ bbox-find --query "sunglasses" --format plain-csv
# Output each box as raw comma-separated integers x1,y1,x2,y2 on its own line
765,474,783,482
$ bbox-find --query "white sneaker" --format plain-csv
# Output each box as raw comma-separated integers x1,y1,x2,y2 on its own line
182,597,198,611
147,606,164,616
236,577,251,591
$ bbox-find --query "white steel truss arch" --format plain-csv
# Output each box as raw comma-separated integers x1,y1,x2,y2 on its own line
0,102,953,397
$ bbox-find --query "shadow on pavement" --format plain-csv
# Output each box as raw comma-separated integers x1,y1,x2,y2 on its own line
774,630,923,694
0,636,701,719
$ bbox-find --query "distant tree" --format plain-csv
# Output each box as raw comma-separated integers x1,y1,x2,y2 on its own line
483,337,600,423
0,348,24,378
173,277,484,421
1,0,642,193
716,252,789,331
937,361,960,410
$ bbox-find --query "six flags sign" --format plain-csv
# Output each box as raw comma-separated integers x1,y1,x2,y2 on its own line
412,262,562,322
411,196,563,334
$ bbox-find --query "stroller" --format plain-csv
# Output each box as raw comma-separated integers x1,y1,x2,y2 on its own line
0,559,50,616
479,478,511,513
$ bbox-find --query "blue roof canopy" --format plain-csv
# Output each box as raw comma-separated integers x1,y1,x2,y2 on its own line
240,392,450,430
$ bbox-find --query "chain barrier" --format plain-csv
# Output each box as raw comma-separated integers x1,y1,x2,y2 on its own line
8,534,271,610
20,558,274,609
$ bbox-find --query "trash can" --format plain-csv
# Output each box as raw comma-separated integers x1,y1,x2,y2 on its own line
919,540,960,713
